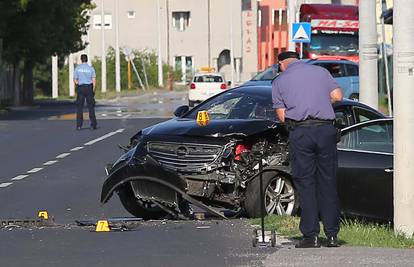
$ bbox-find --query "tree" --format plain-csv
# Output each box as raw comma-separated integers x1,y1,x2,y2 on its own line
1,0,94,105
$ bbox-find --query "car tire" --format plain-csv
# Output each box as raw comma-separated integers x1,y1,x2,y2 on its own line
244,171,298,218
117,185,167,220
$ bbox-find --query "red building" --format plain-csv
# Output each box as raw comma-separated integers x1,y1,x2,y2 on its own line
257,0,288,71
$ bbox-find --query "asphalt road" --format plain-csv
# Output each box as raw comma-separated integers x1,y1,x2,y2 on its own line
1,93,414,267
0,101,272,266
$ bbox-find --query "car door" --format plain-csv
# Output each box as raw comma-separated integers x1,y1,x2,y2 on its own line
337,119,393,221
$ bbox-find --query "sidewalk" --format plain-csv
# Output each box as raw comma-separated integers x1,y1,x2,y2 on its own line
263,245,414,266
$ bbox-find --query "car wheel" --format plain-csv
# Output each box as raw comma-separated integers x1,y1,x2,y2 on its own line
244,172,298,218
349,93,359,101
117,185,167,220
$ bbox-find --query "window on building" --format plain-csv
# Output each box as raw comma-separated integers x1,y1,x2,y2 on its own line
274,9,287,31
93,14,112,29
127,11,136,19
172,12,191,31
175,56,182,70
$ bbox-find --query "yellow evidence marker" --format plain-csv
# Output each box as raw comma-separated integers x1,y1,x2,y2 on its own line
197,110,210,126
38,211,49,220
95,220,111,232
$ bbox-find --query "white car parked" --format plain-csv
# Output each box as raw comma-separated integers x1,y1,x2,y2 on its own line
188,72,229,107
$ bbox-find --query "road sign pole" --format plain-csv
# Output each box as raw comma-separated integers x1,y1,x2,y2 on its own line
358,0,378,109
393,0,414,237
299,43,303,59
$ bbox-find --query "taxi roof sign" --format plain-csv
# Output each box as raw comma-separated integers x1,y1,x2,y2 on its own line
199,67,216,73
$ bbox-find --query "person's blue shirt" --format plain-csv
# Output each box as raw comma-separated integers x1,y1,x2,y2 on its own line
74,63,96,85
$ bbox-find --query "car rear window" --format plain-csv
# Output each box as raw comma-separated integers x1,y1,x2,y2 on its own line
194,75,223,83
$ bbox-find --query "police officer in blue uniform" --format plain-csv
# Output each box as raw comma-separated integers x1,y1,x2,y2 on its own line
272,52,343,248
74,54,97,130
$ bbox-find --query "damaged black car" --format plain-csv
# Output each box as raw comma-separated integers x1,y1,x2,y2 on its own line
101,85,384,219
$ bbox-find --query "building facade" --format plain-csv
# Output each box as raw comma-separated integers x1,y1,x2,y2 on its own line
86,0,258,83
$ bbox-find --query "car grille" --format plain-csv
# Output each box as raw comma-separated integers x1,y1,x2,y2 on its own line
147,142,224,172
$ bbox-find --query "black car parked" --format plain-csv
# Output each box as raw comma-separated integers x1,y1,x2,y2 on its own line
101,85,386,220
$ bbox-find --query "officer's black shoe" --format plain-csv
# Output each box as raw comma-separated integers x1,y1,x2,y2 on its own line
90,126,97,130
326,236,340,247
295,236,321,248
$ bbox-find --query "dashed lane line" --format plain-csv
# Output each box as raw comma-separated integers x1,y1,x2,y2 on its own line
27,167,43,173
43,160,58,166
11,175,29,181
84,128,125,146
5,128,126,189
56,153,71,159
0,182,13,188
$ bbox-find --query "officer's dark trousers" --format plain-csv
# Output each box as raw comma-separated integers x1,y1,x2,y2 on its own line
289,124,340,238
76,84,97,128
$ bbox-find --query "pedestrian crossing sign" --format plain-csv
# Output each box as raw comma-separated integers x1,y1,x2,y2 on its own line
292,23,311,43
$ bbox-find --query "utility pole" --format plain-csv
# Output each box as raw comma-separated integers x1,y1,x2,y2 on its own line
359,0,378,109
52,56,58,99
68,54,75,97
230,0,234,85
393,0,414,237
101,0,107,93
207,0,211,67
157,0,164,87
380,0,392,116
287,0,296,52
115,0,121,92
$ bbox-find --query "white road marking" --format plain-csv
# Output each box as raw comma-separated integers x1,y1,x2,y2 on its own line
43,160,58,166
84,128,125,146
101,114,107,117
56,153,71,159
27,167,43,173
116,114,123,117
0,182,13,188
70,146,84,151
116,110,122,113
123,114,131,119
11,175,29,181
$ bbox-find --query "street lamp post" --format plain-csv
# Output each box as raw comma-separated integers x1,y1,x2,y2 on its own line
157,0,164,87
358,0,378,109
101,0,107,93
115,0,121,93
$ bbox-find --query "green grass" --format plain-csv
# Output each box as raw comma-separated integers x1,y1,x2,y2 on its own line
250,215,414,249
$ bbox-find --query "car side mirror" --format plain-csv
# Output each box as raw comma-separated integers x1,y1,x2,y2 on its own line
174,105,189,117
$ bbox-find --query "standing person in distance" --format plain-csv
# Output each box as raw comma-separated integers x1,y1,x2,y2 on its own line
74,54,97,130
272,51,343,248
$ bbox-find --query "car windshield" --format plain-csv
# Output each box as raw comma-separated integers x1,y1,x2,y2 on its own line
184,90,276,121
308,34,359,55
251,65,279,81
194,75,223,83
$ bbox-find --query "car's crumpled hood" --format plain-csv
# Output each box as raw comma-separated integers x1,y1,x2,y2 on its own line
143,118,278,138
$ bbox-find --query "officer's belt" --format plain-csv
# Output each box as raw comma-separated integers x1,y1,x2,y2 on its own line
285,118,334,128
